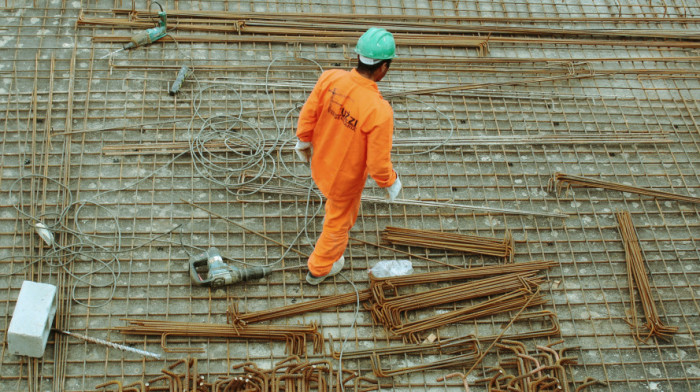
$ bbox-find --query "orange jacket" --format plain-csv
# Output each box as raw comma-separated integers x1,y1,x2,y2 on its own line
297,69,397,200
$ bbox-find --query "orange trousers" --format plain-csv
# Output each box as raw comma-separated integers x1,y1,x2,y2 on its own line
307,195,363,277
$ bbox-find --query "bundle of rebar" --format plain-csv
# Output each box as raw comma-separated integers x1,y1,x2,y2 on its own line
381,226,514,261
370,272,542,328
551,172,700,204
393,289,547,343
228,289,372,326
615,211,678,342
369,260,555,293
366,260,554,342
369,261,554,313
116,319,323,355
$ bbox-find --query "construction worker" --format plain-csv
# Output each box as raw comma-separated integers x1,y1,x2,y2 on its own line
295,27,402,285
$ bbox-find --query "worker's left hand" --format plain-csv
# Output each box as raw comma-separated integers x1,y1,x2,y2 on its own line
385,174,402,202
294,140,313,163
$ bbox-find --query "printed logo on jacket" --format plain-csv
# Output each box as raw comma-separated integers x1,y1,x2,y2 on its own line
328,88,358,132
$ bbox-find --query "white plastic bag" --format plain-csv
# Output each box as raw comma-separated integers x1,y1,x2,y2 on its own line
369,259,413,278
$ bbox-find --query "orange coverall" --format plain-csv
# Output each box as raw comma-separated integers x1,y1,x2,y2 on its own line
297,68,397,276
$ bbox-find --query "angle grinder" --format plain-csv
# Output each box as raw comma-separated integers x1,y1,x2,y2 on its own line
100,3,168,59
189,247,271,287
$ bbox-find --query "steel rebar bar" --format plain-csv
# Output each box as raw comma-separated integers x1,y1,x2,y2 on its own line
228,289,372,326
551,172,700,204
615,211,678,342
116,319,323,355
381,226,514,260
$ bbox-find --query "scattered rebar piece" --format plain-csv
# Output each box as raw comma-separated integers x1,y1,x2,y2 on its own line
381,226,514,261
97,357,207,391
615,211,678,342
95,356,363,391
451,287,545,389
371,350,481,378
437,372,471,392
575,377,608,391
469,341,604,392
228,289,372,326
116,319,323,355
550,172,700,204
475,310,561,342
223,356,361,392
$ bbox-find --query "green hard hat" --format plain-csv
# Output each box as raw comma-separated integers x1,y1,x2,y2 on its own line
354,27,396,61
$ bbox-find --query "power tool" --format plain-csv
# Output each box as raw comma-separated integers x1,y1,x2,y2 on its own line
169,65,191,96
100,7,168,59
189,247,271,287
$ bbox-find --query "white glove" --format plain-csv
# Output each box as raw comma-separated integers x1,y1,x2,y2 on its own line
294,140,313,163
385,174,402,202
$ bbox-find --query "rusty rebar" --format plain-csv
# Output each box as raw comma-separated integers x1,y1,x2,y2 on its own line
328,334,480,360
551,172,700,205
366,261,554,342
391,288,547,342
615,211,678,342
468,342,603,392
228,289,372,326
83,9,700,48
381,226,514,261
96,356,360,391
116,319,323,355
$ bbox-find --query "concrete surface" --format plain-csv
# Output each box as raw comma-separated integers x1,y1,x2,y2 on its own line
0,0,698,391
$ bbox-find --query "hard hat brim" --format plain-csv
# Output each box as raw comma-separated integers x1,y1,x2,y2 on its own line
358,55,384,65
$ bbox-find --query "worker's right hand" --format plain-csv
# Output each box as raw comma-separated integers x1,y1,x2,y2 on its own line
385,173,402,202
294,140,313,163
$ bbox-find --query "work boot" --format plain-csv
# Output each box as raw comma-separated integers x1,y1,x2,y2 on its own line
306,256,345,285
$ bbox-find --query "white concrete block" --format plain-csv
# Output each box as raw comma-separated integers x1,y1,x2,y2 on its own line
7,280,57,358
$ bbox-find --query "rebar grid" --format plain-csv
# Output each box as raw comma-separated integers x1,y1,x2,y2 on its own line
0,0,698,391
